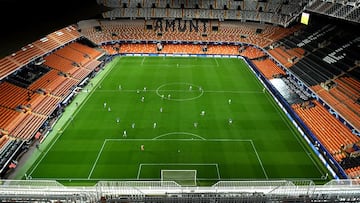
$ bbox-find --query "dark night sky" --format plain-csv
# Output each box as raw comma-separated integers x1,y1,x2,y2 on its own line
1,1,358,57
0,0,106,57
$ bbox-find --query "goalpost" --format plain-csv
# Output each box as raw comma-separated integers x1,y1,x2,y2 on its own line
161,170,197,186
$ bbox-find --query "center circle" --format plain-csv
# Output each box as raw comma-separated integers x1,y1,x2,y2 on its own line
156,82,204,101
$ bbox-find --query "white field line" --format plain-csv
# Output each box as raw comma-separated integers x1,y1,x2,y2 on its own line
214,58,219,67
88,141,107,179
97,89,263,94
264,92,325,177
137,163,220,179
140,57,146,66
92,138,257,181
250,140,268,179
28,61,116,177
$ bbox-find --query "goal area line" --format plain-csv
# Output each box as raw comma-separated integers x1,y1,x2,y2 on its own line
137,163,221,180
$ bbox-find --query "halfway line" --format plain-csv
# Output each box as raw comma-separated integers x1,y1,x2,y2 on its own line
96,89,263,94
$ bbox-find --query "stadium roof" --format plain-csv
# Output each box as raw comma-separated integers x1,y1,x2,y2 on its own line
0,0,103,57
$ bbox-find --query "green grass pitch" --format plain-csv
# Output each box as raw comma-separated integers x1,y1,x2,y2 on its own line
27,56,329,185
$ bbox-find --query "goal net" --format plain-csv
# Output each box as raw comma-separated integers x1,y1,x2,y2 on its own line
161,170,197,186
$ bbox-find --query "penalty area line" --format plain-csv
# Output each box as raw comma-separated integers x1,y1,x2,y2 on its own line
88,140,107,179
214,58,219,67
250,140,268,179
140,57,146,66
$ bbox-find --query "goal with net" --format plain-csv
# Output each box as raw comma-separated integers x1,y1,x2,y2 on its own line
161,170,197,186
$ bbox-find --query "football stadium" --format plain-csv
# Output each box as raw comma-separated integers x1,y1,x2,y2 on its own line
0,0,360,202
